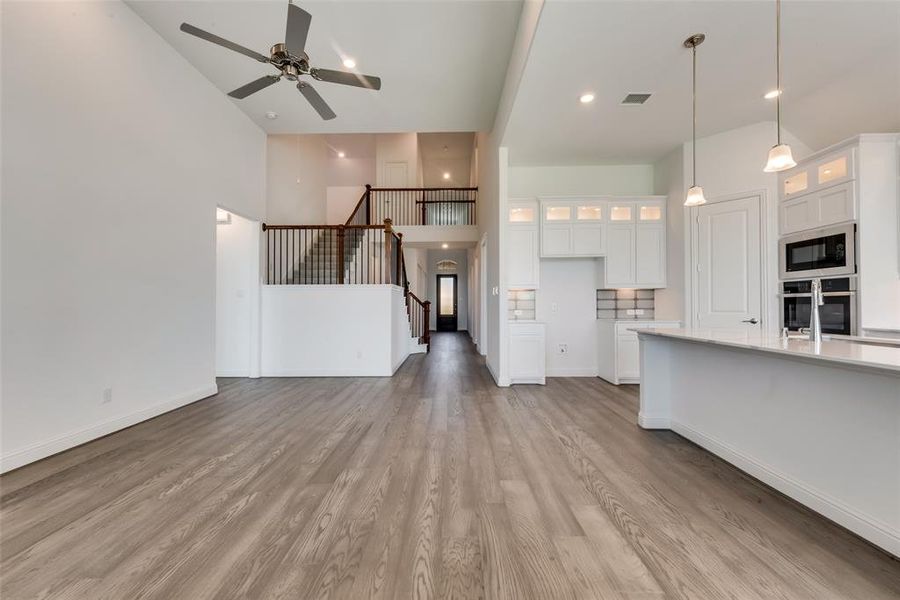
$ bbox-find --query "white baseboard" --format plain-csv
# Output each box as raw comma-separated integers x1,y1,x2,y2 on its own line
486,358,509,387
671,419,900,557
391,351,411,374
0,384,218,474
215,369,249,378
261,369,392,377
637,413,670,429
546,367,599,377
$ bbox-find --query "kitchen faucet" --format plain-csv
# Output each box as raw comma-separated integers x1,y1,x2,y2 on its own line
808,278,824,343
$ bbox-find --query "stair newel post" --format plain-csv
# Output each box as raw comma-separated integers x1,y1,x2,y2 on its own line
365,184,372,225
337,225,345,285
423,300,431,351
383,218,393,285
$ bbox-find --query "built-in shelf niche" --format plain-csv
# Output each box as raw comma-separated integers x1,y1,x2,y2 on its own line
509,289,536,321
597,288,655,319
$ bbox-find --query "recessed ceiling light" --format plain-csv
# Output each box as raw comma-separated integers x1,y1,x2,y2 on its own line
442,243,449,249
764,89,782,99
580,93,595,104
265,111,278,120
337,151,345,158
443,172,451,179
342,57,356,69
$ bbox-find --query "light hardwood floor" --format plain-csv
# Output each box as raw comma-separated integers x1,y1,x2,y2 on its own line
1,332,898,599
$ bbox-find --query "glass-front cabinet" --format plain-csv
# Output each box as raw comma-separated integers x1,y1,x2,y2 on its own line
780,148,855,200
540,198,606,257
508,199,540,289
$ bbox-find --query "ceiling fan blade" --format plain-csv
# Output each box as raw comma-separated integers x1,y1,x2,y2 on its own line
180,23,269,63
311,68,381,91
228,75,281,99
284,3,312,56
297,82,336,120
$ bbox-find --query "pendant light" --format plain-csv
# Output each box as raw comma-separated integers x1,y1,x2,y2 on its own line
763,0,797,172
683,33,706,207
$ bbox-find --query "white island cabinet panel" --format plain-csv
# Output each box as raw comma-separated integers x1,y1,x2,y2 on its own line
638,328,900,557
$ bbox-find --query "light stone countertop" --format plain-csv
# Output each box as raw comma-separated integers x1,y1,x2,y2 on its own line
637,328,900,375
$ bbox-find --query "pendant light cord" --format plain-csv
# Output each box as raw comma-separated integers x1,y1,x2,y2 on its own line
775,0,782,145
692,41,697,187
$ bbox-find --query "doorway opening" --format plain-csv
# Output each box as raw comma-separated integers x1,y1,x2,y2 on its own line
215,207,261,378
436,274,458,331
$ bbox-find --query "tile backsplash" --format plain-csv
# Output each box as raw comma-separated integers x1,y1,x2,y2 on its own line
509,289,536,321
596,289,655,319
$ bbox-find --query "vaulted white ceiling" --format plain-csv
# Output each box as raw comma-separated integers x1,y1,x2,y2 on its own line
127,0,522,134
504,0,900,165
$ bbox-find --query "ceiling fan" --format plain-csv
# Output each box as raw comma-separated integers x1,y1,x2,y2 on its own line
179,1,382,120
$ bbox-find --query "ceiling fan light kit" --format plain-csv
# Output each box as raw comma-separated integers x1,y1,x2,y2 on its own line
179,1,381,121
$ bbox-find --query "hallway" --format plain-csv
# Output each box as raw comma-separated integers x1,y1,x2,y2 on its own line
1,332,897,599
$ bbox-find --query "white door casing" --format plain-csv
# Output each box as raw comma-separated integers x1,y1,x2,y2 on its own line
693,194,764,329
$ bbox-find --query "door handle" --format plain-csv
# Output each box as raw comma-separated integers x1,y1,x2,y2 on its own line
742,318,759,324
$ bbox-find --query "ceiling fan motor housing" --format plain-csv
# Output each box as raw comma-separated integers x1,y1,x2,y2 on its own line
270,43,309,80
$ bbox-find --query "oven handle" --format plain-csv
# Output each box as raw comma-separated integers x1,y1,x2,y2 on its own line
780,292,856,298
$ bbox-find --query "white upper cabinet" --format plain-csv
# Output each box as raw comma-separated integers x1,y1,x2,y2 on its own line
508,199,540,288
540,198,607,257
601,198,667,288
779,147,858,234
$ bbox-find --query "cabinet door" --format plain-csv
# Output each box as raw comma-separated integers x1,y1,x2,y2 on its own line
542,224,572,256
818,181,856,226
572,223,606,256
605,224,635,286
781,196,818,235
509,227,539,288
509,331,546,380
617,336,640,381
634,224,665,287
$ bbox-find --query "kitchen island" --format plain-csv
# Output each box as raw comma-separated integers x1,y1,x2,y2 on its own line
637,328,900,557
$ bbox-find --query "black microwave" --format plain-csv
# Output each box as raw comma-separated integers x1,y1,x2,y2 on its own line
779,223,856,280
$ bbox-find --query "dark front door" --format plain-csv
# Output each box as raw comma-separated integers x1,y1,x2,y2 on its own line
436,274,458,331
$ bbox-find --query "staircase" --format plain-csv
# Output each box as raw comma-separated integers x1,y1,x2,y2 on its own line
263,186,455,353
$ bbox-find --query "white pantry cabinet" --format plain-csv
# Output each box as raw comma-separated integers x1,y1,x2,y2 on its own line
539,198,607,257
508,199,540,288
597,320,680,384
509,322,546,385
602,198,667,288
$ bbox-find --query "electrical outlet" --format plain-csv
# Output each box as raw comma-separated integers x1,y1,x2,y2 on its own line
551,302,559,313
558,344,568,354
356,351,363,359
102,388,113,404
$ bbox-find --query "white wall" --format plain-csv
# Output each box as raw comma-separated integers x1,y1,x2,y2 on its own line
391,286,410,371
426,249,469,331
653,146,686,321
216,211,258,377
267,135,328,224
1,1,266,472
260,285,407,376
326,186,366,225
509,164,655,196
536,259,601,376
477,0,545,386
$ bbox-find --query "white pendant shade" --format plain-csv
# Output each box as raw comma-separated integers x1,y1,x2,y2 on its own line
763,143,797,172
684,185,707,207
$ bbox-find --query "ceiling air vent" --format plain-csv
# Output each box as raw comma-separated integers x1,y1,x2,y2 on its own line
622,93,652,105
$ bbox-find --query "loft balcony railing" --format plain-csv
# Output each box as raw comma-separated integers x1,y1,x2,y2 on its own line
346,185,477,227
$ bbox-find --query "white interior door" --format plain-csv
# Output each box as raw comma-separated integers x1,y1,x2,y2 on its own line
383,161,408,187
694,195,763,329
